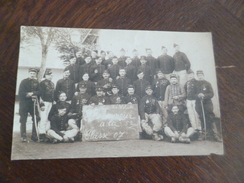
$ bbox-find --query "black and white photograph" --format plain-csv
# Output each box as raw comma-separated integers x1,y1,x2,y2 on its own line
11,26,224,160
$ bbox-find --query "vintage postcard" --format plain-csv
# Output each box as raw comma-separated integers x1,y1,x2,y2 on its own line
11,26,223,160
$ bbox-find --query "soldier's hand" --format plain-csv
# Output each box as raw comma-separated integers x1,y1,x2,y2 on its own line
53,101,56,105
198,93,204,98
26,92,33,97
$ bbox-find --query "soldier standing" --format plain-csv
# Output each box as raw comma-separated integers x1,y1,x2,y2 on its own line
133,70,150,99
146,48,158,83
115,68,131,97
18,68,40,142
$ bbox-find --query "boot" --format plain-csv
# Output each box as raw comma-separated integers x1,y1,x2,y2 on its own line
211,123,222,142
20,123,27,142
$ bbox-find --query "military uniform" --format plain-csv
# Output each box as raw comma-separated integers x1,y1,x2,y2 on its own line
124,94,140,104
157,54,174,80
132,56,141,68
97,78,114,96
103,58,113,69
124,63,136,82
76,80,96,97
48,101,71,121
90,64,106,83
108,64,121,81
146,55,158,83
133,79,150,99
76,57,86,66
65,64,80,83
18,75,40,141
115,77,131,96
79,62,93,80
137,64,151,83
118,56,127,67
55,78,75,102
89,95,110,105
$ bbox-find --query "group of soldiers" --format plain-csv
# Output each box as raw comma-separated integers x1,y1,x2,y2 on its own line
18,44,222,144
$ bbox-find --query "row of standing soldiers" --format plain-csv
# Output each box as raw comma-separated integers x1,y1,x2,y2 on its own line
18,44,221,143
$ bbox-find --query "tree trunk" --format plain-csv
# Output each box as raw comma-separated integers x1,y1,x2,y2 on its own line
38,45,48,82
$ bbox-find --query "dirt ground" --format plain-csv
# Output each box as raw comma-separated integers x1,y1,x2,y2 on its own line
11,102,224,160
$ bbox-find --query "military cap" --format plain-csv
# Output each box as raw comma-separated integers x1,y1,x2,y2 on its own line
111,84,119,89
120,48,125,52
187,69,194,74
127,85,135,89
173,43,179,48
145,85,153,91
103,70,110,74
161,46,166,49
170,73,178,79
63,67,70,72
93,50,98,54
196,70,204,75
112,56,118,59
100,50,106,54
57,104,67,110
156,69,163,74
84,55,91,59
45,69,52,75
137,69,144,75
29,68,37,73
95,86,104,91
140,56,147,60
79,84,87,88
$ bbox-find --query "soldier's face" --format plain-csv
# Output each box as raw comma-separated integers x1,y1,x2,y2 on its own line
101,52,106,58
119,70,126,77
58,108,67,116
96,90,103,96
82,74,89,81
29,71,36,79
197,74,204,81
157,73,164,79
137,73,144,79
170,78,178,84
188,73,194,80
76,52,82,57
125,58,132,65
128,88,134,95
59,93,67,101
85,57,91,63
140,59,146,65
91,51,97,58
103,73,109,79
146,50,152,56
79,88,87,94
46,74,53,80
70,58,76,65
63,70,70,78
112,58,118,65
112,88,119,95
96,57,102,64
172,106,179,114
145,89,153,95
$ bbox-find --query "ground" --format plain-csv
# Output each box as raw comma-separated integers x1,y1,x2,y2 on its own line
11,102,224,160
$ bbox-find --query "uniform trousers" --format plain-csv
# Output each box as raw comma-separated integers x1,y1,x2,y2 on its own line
174,70,188,86
164,126,195,139
186,99,201,131
47,120,79,141
141,113,162,135
158,101,168,125
38,101,52,134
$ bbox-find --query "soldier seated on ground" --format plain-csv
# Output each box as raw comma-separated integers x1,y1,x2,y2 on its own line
47,104,79,143
139,85,164,141
164,105,195,144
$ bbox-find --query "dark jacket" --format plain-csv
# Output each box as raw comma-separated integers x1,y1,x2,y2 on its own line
50,114,69,137
146,55,158,78
152,78,170,101
55,78,75,101
115,77,131,96
109,94,124,104
118,56,127,67
157,54,174,74
173,51,191,71
89,95,110,105
108,64,121,81
184,78,198,100
132,57,141,68
48,101,71,120
39,79,55,102
124,94,140,104
65,64,80,83
90,64,106,82
18,78,40,102
79,63,93,80
70,92,90,119
133,79,150,99
167,113,188,134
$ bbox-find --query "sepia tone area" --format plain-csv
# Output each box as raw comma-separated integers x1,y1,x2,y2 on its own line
1,0,244,182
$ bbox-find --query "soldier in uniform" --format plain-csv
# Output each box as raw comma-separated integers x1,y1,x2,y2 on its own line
124,56,136,83
137,56,151,83
118,48,127,67
18,68,40,142
55,69,75,103
103,51,114,69
184,69,202,136
164,74,186,113
38,69,55,141
152,69,170,124
91,50,98,65
109,85,124,104
132,49,141,68
76,73,96,97
145,48,158,83
90,56,106,83
89,87,110,105
195,70,221,142
64,56,80,83
157,46,174,81
124,85,140,105
97,70,114,96
69,84,90,136
47,104,79,143
100,50,107,66
79,55,93,80
108,56,121,81
133,70,150,99
173,44,191,86
76,51,86,66
164,105,195,143
115,68,131,97
139,85,164,141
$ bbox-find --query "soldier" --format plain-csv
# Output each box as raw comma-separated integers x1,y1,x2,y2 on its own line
124,56,136,82
137,56,151,83
18,68,40,142
38,69,55,141
91,50,98,65
100,50,107,65
97,70,114,96
70,84,90,135
195,70,221,142
173,44,191,86
152,69,170,124
118,48,127,67
157,46,174,81
133,70,150,99
90,56,106,83
146,48,158,83
89,87,110,105
76,51,86,66
108,56,121,81
132,49,141,68
103,51,114,69
139,85,164,141
76,73,96,97
109,85,124,104
184,69,202,135
47,104,79,143
124,85,140,105
164,105,195,143
164,74,186,113
115,68,131,96
64,56,80,83
55,69,75,103
79,55,93,80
